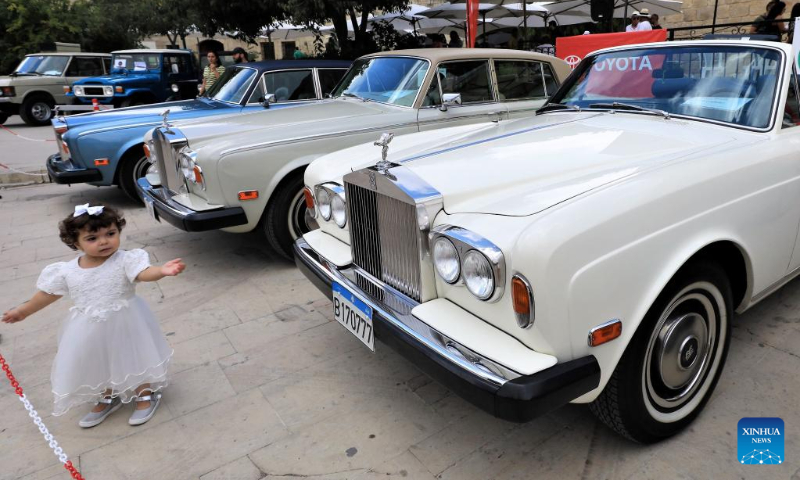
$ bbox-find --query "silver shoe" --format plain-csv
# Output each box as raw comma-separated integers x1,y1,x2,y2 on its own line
128,392,162,426
79,396,122,428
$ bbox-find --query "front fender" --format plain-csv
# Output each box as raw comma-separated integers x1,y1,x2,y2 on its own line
73,128,148,185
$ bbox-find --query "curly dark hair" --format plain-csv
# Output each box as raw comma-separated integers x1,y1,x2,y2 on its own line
58,205,126,251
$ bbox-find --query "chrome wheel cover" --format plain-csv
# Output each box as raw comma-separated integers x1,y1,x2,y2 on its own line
287,189,309,241
642,281,727,423
31,102,52,121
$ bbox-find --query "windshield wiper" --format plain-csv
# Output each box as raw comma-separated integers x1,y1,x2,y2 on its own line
588,102,670,119
341,92,371,102
537,103,581,114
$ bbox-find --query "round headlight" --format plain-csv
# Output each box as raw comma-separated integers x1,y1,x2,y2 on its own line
171,83,180,93
179,154,194,182
463,250,494,300
433,238,460,283
316,187,332,220
74,86,83,96
331,194,346,228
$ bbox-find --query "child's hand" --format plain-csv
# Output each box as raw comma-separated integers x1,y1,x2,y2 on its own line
160,258,186,277
2,307,26,324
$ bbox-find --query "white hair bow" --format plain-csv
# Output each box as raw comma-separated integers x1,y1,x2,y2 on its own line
73,204,104,217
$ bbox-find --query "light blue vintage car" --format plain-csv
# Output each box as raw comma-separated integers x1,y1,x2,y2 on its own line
47,60,350,201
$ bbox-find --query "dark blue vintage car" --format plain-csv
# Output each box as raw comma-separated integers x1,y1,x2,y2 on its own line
68,49,200,107
48,59,351,200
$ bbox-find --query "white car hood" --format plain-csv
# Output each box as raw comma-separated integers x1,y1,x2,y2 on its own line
396,113,743,216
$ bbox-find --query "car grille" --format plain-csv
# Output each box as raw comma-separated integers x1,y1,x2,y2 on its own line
82,87,106,96
345,180,424,302
152,128,183,193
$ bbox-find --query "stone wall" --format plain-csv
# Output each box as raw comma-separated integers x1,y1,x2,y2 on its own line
663,0,773,32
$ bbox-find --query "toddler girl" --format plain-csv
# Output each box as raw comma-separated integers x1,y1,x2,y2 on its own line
1,204,185,427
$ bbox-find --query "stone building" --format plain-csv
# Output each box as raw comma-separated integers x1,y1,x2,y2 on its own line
656,0,772,35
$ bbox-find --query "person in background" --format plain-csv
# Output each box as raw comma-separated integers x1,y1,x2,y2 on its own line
651,14,663,29
787,3,800,41
508,29,520,49
626,13,640,32
751,0,787,38
448,31,463,48
637,9,654,30
232,47,249,64
432,35,444,48
200,51,224,95
293,46,307,59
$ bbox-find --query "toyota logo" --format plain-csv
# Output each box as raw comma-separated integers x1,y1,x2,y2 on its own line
565,55,582,69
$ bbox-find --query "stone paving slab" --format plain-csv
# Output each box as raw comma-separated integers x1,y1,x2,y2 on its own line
1,180,800,480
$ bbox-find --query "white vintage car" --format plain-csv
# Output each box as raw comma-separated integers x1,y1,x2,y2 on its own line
137,49,570,258
296,40,800,442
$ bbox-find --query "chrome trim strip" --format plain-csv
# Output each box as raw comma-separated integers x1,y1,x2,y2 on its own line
219,118,417,158
296,238,521,385
749,264,800,306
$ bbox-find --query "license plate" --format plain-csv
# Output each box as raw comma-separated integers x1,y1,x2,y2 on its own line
332,282,374,351
144,196,159,223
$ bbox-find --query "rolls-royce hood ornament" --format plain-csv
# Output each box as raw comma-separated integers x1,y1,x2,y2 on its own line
374,132,394,172
160,109,172,131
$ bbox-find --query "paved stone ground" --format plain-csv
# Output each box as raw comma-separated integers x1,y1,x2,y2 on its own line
0,116,53,185
2,137,800,479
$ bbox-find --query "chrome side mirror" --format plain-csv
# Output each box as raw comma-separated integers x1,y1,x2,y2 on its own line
440,93,462,112
261,93,276,108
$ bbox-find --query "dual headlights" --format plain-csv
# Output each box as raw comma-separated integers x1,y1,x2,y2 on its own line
431,226,534,328
177,146,205,190
314,183,347,228
431,227,503,302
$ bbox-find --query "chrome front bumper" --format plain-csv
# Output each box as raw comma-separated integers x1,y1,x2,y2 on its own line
294,237,601,422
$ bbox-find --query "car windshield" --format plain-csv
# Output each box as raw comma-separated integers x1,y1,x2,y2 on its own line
550,45,783,129
14,56,69,76
332,57,429,107
111,53,161,72
207,67,257,104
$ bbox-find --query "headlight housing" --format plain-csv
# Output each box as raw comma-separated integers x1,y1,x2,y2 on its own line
171,83,179,93
433,237,460,284
103,86,113,96
315,183,346,228
429,225,506,302
73,86,84,96
178,147,204,190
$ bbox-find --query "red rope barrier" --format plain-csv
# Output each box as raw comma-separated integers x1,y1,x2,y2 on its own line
0,353,86,479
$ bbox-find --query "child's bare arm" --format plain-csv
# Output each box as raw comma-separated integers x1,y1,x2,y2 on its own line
2,291,62,323
136,258,186,282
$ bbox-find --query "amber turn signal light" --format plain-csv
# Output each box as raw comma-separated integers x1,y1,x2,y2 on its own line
94,158,109,166
511,274,533,329
588,320,622,347
142,143,151,160
238,190,259,201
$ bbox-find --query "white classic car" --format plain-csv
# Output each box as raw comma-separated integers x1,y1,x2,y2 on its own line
296,40,800,442
137,49,570,258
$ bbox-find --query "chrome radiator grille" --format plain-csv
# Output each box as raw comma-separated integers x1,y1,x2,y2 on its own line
346,181,422,301
152,128,184,193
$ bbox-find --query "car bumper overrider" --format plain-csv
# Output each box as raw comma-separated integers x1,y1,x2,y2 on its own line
294,236,601,422
136,177,248,232
46,153,102,184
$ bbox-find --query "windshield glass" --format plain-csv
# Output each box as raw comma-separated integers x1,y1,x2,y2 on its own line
14,56,69,76
207,67,256,104
550,46,783,129
111,53,161,72
332,57,429,107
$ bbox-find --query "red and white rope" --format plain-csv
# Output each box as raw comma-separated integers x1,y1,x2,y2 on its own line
0,124,56,142
0,353,86,479
0,162,50,177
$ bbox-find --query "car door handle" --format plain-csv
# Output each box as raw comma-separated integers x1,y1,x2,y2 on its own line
488,111,505,122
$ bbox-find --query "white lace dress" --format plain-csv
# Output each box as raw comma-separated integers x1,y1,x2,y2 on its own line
37,249,172,416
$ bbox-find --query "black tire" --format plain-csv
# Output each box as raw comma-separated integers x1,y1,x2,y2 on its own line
263,172,310,260
0,113,8,125
589,261,732,443
120,97,149,108
118,148,150,203
19,95,55,126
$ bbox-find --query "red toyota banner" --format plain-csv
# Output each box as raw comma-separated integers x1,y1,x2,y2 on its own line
466,0,479,48
556,30,668,69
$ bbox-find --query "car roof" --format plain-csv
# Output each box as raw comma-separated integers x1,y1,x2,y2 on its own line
359,48,558,63
26,52,111,57
592,39,794,56
241,59,352,71
112,49,193,54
